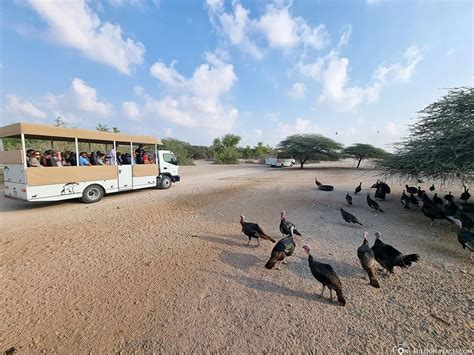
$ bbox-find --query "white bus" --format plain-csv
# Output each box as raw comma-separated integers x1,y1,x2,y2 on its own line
0,122,180,203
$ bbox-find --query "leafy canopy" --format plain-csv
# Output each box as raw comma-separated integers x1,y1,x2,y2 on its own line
278,134,343,168
379,87,474,181
212,134,241,164
343,143,389,168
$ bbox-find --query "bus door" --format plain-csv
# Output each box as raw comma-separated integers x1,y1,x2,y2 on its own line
118,165,132,190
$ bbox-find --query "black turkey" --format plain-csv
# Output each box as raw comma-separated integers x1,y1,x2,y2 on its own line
357,232,380,288
240,215,275,246
302,244,346,306
367,193,384,212
279,210,302,236
401,190,410,209
432,193,443,206
265,226,296,269
371,232,420,274
340,208,363,225
346,193,353,205
405,184,418,195
429,184,435,192
460,185,470,203
374,186,386,200
354,182,362,194
315,178,322,187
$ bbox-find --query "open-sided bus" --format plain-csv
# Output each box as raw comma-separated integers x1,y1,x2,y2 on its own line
0,122,180,203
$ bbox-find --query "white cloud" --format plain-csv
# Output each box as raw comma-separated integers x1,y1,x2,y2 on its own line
373,45,423,83
122,101,141,121
44,78,113,123
133,85,145,96
206,2,328,58
288,82,306,99
4,95,48,120
140,51,238,133
319,54,381,111
337,25,352,48
26,0,145,74
163,127,173,137
269,118,320,144
150,61,185,87
385,121,398,136
298,57,325,80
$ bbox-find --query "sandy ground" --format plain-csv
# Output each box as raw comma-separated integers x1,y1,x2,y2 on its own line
1,160,472,354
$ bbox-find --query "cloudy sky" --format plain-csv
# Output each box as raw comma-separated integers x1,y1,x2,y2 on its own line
1,0,472,149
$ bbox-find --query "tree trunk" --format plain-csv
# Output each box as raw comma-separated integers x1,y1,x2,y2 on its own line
357,158,363,168
300,159,307,169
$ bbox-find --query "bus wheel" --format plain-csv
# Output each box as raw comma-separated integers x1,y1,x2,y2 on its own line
160,175,172,189
82,184,105,203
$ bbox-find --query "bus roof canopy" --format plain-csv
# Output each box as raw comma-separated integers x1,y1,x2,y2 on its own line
0,122,161,145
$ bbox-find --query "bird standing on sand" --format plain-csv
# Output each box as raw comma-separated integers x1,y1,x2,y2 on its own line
340,208,363,225
357,232,380,288
240,215,275,246
315,178,322,187
460,185,470,203
429,184,435,192
371,232,420,275
401,190,411,209
302,244,346,306
346,193,353,205
367,193,384,212
265,226,296,270
354,182,362,194
279,210,302,236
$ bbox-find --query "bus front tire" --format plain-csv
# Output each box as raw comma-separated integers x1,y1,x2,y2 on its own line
159,175,172,189
81,184,105,203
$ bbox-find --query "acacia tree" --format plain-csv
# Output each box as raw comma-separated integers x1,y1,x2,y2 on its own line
278,134,343,168
379,87,474,181
343,143,389,168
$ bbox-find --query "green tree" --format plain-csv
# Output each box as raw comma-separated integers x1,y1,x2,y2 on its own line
212,134,241,164
96,123,110,132
112,127,120,133
161,138,194,165
278,134,343,168
254,142,271,158
240,145,254,159
379,87,474,181
343,143,389,168
54,115,67,127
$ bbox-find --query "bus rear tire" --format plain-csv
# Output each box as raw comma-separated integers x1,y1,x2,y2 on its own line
159,175,172,189
81,184,105,203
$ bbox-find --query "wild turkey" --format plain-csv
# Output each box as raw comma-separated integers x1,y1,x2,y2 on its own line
302,244,346,306
373,180,391,194
417,187,426,199
374,186,386,200
346,193,353,205
340,208,363,225
405,184,418,195
367,193,384,212
409,193,419,207
459,208,474,230
433,193,444,206
421,193,434,207
443,200,459,216
354,182,362,194
265,226,296,269
429,184,435,192
444,191,454,202
401,190,410,209
418,202,462,228
458,229,474,251
279,210,302,236
460,185,470,203
371,232,420,274
315,178,322,187
240,215,275,246
357,232,380,288
417,177,424,184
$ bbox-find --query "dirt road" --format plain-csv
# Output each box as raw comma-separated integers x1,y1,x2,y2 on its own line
1,161,472,353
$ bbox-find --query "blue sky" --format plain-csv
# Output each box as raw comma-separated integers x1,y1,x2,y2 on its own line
1,0,472,150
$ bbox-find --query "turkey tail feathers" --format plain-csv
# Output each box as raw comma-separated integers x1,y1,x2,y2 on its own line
261,234,276,243
402,254,420,267
265,258,276,269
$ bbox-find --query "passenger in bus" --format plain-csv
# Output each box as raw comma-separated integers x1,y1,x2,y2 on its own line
28,151,44,167
64,151,77,166
142,152,150,164
135,144,144,164
40,150,53,166
51,150,62,167
116,152,123,165
79,152,91,166
96,153,106,165
26,149,35,167
122,152,131,165
90,152,97,165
